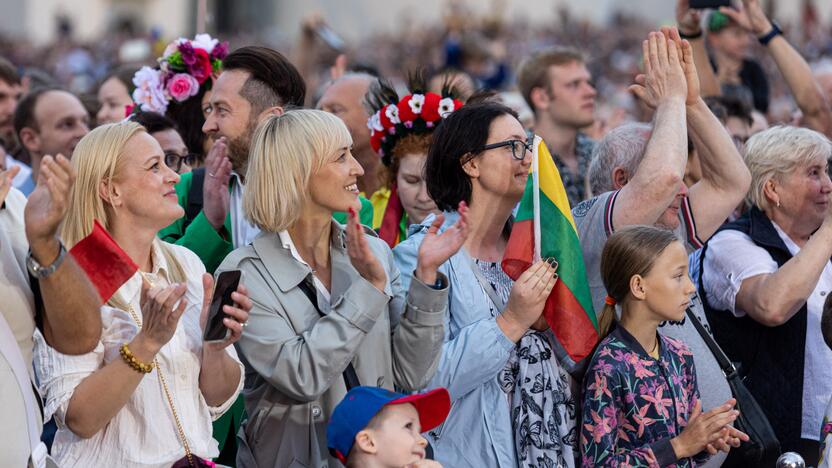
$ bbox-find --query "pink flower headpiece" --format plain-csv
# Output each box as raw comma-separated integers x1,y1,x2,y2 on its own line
131,33,228,115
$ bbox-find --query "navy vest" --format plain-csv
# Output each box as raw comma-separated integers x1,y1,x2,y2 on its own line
699,207,806,454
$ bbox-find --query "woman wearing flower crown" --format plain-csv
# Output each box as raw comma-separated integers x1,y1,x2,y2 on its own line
131,34,229,165
365,77,463,248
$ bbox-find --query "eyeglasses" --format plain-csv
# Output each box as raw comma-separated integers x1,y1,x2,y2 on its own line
477,139,532,161
164,152,198,172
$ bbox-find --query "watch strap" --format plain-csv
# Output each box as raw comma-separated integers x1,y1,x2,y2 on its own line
26,241,67,279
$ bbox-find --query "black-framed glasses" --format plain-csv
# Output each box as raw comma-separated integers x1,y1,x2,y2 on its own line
478,139,532,161
164,152,198,172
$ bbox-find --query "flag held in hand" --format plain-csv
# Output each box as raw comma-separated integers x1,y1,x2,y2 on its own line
502,135,599,374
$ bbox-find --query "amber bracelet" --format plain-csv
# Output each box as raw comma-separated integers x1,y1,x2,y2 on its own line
120,343,155,374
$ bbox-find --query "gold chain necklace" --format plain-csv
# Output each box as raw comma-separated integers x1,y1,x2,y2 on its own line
126,275,195,467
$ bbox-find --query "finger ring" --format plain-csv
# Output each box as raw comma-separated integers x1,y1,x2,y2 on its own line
242,321,248,328
208,172,216,177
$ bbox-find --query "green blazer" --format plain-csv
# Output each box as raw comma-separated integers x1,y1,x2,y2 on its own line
158,170,374,273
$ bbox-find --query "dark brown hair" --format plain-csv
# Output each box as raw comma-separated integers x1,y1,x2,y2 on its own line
598,225,680,335
222,46,306,114
0,56,20,86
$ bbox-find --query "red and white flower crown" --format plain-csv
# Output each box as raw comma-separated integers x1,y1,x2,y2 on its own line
366,78,463,166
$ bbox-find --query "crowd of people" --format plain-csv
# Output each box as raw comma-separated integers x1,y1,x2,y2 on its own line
4,0,832,467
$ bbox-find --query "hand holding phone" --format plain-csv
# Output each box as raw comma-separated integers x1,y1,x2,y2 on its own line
689,0,730,9
203,270,242,342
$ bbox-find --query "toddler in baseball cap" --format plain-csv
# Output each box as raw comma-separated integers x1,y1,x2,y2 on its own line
327,386,451,468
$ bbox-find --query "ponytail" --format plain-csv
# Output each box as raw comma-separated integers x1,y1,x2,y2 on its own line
597,296,617,338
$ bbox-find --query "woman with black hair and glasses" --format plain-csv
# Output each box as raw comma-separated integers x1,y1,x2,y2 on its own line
131,112,198,175
394,101,577,467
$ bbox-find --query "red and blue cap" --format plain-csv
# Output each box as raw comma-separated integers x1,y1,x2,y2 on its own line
326,386,451,463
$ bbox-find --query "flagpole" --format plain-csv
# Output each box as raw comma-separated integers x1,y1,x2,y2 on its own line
532,135,542,263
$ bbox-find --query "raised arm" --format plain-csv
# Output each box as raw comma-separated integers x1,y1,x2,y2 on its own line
614,29,689,228
676,0,721,97
25,155,101,355
720,0,832,136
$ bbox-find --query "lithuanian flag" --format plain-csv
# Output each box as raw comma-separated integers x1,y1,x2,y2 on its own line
501,135,598,373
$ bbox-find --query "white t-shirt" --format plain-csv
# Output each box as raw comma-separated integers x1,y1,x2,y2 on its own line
703,222,832,440
34,241,244,467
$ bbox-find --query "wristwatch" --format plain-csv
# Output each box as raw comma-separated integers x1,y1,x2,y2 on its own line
26,241,67,279
758,22,782,46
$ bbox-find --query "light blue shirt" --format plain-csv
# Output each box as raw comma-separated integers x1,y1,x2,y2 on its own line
393,211,518,468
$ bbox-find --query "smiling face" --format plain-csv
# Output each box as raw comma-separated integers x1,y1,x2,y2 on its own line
307,145,365,215
773,156,832,232
396,152,439,225
96,77,133,125
637,241,696,323
106,132,183,230
202,69,256,172
465,113,532,204
363,403,428,467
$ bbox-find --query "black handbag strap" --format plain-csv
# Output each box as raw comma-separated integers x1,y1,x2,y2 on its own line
297,276,361,390
685,306,738,380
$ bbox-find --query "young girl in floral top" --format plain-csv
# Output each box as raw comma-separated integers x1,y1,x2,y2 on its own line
580,226,749,467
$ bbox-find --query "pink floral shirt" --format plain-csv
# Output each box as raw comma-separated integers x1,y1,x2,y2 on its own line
580,325,708,467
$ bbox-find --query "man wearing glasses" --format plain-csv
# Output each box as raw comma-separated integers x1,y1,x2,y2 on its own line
130,112,197,175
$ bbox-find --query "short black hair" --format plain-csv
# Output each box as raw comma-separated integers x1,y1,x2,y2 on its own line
426,102,519,212
222,46,306,113
0,56,20,86
14,86,62,136
823,294,832,351
130,111,177,134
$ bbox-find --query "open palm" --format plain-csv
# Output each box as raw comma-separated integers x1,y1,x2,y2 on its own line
416,201,470,275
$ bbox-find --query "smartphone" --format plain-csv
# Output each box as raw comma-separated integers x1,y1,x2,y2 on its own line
689,0,730,8
203,270,242,342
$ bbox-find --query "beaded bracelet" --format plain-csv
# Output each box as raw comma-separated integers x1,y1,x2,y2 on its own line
120,343,155,374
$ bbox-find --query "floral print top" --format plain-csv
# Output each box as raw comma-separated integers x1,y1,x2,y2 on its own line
580,324,708,467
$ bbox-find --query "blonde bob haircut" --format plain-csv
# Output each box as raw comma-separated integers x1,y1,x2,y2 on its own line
244,109,352,233
61,121,146,248
744,125,832,212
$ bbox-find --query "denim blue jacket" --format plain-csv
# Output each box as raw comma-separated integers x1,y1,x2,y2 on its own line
393,211,518,467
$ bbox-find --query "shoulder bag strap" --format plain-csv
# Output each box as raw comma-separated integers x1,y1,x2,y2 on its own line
297,276,361,390
684,307,738,379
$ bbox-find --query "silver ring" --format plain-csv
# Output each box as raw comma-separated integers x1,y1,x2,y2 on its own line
242,321,248,328
208,172,216,178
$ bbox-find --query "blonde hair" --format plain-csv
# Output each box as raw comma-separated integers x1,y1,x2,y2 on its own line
244,109,352,232
60,121,186,301
744,125,832,212
62,121,146,247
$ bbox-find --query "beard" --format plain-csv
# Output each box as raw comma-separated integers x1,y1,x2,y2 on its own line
226,119,255,177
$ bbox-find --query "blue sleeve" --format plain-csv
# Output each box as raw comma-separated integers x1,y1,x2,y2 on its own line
393,233,516,399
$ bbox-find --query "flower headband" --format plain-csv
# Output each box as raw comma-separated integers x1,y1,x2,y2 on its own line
131,33,228,115
366,77,463,167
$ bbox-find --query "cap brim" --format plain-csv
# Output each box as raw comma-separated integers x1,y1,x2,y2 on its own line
386,388,451,432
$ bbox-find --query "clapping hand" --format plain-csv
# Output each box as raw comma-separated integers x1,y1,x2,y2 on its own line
629,28,689,110
346,206,388,292
0,164,20,205
24,155,74,262
202,137,231,231
415,201,471,285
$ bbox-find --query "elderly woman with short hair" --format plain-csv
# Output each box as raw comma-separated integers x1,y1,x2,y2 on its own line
216,109,469,467
700,125,832,463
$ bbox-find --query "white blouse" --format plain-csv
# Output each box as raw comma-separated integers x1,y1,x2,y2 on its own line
703,222,832,441
34,241,244,468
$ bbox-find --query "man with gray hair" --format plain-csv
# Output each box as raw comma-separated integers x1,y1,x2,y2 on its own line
573,28,751,467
